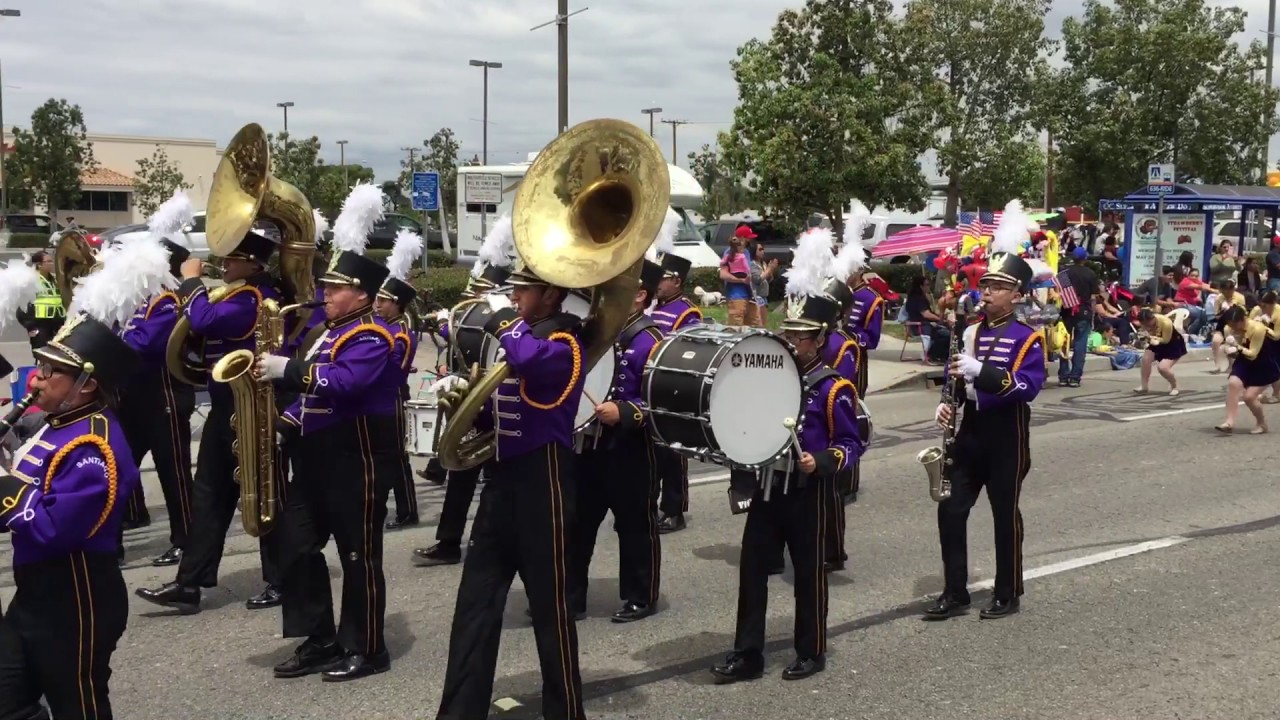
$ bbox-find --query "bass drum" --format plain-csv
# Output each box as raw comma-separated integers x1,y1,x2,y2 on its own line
642,326,802,467
563,290,615,432
447,299,503,375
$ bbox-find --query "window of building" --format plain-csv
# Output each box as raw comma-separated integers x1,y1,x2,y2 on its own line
73,191,131,213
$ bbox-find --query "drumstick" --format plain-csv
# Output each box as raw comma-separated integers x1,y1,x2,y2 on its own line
782,417,803,455
583,389,602,407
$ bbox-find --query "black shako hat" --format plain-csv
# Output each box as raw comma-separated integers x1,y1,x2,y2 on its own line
640,259,665,300
780,294,842,333
34,314,139,391
983,252,1035,292
659,253,692,280
321,250,391,294
224,230,276,265
824,278,854,314
160,239,191,278
378,277,418,308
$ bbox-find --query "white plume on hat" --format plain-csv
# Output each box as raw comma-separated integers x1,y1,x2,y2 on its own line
472,214,515,279
332,182,385,256
784,228,835,314
645,207,681,263
990,199,1030,256
146,190,195,245
313,209,330,245
69,235,176,328
834,199,871,281
387,228,424,282
0,258,40,333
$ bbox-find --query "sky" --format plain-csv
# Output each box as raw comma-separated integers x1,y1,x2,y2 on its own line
0,0,1274,185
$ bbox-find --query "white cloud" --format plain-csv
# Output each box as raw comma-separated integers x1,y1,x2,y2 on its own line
2,0,1274,186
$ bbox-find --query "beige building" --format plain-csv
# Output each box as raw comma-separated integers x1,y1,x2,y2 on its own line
3,131,222,229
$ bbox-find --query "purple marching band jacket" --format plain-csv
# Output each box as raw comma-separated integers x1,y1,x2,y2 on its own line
474,309,586,461
649,296,702,334
177,273,281,400
951,313,1047,410
845,283,884,349
282,285,329,359
379,314,418,404
822,329,860,385
119,291,182,371
278,307,398,435
609,312,664,434
0,403,141,566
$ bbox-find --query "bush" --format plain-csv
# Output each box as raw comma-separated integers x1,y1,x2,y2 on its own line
411,266,471,309
4,233,49,249
869,261,923,293
364,248,455,270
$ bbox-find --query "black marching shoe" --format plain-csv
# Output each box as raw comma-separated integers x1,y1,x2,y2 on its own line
412,542,461,567
152,546,183,567
246,585,283,610
657,513,686,534
611,601,656,623
922,594,969,621
384,514,419,531
273,639,344,679
781,655,825,681
824,559,846,573
710,652,764,684
321,650,391,683
979,597,1020,619
135,582,201,615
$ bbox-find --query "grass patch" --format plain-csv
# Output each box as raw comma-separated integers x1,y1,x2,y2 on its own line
700,303,784,330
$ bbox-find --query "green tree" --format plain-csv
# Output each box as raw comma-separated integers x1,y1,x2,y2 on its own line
904,0,1052,220
686,143,751,221
720,0,940,235
398,128,461,223
265,133,376,221
9,99,98,224
311,163,375,220
133,145,193,217
1050,0,1280,209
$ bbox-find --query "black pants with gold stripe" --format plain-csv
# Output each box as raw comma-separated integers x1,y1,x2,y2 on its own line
656,447,688,518
175,398,282,588
280,415,399,656
119,373,195,547
1,552,127,720
937,400,1031,604
390,401,418,521
437,443,585,720
734,475,828,661
435,464,482,545
570,429,661,612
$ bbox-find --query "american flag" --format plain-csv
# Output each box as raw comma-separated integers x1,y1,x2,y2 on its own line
957,210,1003,238
1053,270,1081,310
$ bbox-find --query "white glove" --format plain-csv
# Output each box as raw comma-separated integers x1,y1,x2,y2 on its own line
257,354,288,380
955,354,983,380
433,308,450,322
431,374,468,394
486,293,512,312
934,403,951,429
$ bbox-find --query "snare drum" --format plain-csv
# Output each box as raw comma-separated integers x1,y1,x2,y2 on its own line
643,326,803,467
405,401,441,457
563,291,615,433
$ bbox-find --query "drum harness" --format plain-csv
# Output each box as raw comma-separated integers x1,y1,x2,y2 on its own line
573,313,659,453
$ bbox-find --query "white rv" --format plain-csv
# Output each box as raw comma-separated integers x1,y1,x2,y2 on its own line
455,159,721,267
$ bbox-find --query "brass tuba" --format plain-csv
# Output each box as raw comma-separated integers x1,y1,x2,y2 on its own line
165,123,317,386
53,230,98,307
436,119,671,470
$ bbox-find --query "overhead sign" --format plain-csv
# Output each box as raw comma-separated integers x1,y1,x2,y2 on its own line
1147,163,1175,195
464,173,504,205
412,171,439,212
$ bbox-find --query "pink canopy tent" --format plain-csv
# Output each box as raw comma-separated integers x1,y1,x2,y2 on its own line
870,226,963,258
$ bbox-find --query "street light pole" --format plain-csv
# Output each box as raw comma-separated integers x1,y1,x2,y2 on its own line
276,101,294,174
0,9,21,216
641,107,662,137
336,140,348,189
469,60,503,165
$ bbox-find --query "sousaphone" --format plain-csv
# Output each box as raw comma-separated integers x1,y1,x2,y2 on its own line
435,119,671,470
53,230,98,307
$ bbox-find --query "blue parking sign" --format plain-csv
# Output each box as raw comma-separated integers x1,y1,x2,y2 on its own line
412,171,440,212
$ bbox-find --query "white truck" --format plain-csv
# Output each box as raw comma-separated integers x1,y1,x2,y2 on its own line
455,158,721,267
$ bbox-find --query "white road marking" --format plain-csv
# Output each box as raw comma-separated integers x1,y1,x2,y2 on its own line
1118,404,1228,422
966,536,1190,592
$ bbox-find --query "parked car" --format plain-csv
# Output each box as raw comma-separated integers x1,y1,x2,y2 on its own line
366,213,444,251
3,213,57,235
100,212,210,257
701,218,797,267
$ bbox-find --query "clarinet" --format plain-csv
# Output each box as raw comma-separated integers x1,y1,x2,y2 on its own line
0,391,39,444
915,295,977,502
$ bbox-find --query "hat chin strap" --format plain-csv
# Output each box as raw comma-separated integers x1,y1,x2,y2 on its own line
56,370,93,413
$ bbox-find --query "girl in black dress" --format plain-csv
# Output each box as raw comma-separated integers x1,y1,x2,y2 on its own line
1216,305,1278,434
1134,308,1187,396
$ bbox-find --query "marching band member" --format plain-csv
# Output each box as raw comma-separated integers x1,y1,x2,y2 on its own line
413,217,514,568
568,259,667,623
711,293,863,684
0,237,172,719
136,228,285,613
1215,303,1277,435
841,238,881,505
1133,307,1187,396
436,265,586,720
254,184,400,682
377,228,424,531
926,205,1045,621
117,192,198,567
649,249,701,534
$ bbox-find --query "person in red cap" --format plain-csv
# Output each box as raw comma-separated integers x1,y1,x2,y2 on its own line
720,225,758,326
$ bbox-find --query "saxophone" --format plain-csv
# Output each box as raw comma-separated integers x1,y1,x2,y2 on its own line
915,296,977,502
209,298,314,537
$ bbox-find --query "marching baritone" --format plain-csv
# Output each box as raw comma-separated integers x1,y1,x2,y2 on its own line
648,252,701,534
436,266,586,720
569,259,667,623
0,238,168,718
136,230,285,613
712,294,863,684
925,248,1044,621
377,228,425,530
117,194,200,567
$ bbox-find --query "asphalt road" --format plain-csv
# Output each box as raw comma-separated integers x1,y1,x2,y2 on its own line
4,361,1280,719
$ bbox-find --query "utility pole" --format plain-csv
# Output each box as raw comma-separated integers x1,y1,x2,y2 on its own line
336,140,349,189
661,119,689,165
641,107,662,137
1043,128,1053,210
531,4,590,136
1,9,23,215
401,146,418,191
